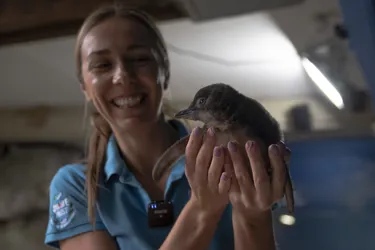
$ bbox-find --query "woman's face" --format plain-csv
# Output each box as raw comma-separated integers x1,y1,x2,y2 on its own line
80,17,163,130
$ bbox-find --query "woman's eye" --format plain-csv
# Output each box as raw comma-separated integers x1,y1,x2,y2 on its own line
95,62,112,68
134,57,152,65
89,62,112,70
137,57,152,62
127,55,153,66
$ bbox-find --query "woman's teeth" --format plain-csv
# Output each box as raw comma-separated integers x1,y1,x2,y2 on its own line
113,95,143,108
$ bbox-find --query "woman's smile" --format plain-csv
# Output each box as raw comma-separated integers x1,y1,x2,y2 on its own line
111,93,147,109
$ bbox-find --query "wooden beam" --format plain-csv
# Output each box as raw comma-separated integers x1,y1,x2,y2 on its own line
0,0,186,46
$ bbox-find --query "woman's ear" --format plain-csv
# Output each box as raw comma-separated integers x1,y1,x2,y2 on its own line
80,84,91,101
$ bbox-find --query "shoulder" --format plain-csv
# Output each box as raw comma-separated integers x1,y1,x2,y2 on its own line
50,163,87,192
54,162,87,179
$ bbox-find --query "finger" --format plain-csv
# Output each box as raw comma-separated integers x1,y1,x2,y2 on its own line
223,147,240,192
278,141,291,165
208,146,225,192
269,144,286,201
245,141,270,205
185,127,203,177
228,141,253,192
195,127,216,184
222,147,233,175
277,142,294,213
218,172,232,194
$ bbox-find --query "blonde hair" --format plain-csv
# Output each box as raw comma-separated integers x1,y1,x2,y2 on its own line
75,4,170,224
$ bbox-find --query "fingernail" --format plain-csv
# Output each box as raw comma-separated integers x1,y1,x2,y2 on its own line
246,141,255,152
193,127,201,136
228,141,237,152
271,144,279,155
214,146,222,157
208,127,215,136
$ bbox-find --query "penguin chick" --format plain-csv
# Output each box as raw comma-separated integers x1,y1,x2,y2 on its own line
153,83,294,213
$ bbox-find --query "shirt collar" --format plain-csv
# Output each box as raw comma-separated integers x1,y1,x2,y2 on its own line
103,120,189,182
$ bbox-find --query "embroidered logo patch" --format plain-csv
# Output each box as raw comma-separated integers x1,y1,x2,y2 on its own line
50,193,76,230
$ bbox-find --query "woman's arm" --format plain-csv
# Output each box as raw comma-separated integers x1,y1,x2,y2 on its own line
60,198,224,250
160,200,224,250
232,210,275,250
60,231,118,250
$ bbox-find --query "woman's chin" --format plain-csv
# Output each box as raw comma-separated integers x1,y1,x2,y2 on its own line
106,99,160,131
111,113,155,131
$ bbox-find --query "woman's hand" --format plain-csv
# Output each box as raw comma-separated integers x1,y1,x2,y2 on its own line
185,127,232,217
160,127,232,250
227,140,291,223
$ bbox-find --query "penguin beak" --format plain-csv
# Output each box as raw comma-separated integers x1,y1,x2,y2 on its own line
175,107,197,120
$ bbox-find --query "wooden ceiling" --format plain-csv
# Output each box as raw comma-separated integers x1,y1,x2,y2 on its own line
0,0,186,46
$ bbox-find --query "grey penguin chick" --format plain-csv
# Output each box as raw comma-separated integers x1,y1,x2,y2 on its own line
152,83,294,213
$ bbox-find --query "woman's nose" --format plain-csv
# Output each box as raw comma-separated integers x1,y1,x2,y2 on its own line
112,65,130,85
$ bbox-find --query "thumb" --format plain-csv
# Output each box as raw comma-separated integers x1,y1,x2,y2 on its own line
218,172,232,194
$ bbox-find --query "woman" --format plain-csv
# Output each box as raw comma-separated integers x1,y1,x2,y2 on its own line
45,4,290,250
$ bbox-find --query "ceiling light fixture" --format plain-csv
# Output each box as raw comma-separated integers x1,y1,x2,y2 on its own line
301,56,344,109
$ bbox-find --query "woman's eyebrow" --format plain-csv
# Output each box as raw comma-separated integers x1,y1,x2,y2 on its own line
86,45,151,61
87,49,111,59
127,44,150,51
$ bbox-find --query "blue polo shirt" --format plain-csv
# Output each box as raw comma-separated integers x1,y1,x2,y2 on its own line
45,120,234,249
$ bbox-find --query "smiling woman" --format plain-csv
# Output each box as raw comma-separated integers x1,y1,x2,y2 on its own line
74,7,173,222
44,3,291,250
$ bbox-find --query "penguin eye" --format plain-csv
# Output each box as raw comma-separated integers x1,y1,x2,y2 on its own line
196,97,206,106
